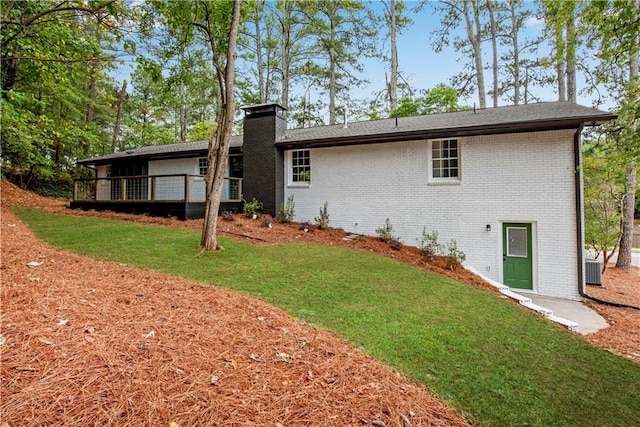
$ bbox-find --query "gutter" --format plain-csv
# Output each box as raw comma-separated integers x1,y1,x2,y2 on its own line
573,124,640,311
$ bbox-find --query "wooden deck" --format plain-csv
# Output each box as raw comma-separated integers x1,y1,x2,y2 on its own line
70,174,243,220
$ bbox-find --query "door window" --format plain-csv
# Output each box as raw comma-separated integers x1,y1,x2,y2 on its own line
507,227,528,257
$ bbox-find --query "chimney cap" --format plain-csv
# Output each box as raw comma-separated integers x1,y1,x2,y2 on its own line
242,103,287,118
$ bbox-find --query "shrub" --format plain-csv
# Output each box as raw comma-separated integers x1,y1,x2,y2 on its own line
375,218,396,243
243,198,261,218
446,239,466,263
314,201,330,229
277,195,295,222
417,228,444,257
417,228,466,265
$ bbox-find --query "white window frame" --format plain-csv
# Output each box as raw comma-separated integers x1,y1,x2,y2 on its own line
287,149,311,187
198,157,208,176
428,138,461,184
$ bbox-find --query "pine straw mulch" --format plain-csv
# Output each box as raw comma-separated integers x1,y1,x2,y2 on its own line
1,181,471,426
582,266,640,362
2,182,640,426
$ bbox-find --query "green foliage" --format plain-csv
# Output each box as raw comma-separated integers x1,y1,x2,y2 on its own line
188,121,217,142
18,209,640,427
583,145,623,260
417,228,444,257
0,1,119,192
417,227,466,264
375,218,397,243
446,239,466,264
390,84,468,118
314,201,330,229
243,197,261,218
277,195,295,222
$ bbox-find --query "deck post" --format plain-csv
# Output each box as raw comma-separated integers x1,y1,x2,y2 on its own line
120,178,126,200
151,176,156,201
184,174,189,202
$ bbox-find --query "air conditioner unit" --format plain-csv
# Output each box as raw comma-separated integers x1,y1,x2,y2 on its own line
585,259,602,286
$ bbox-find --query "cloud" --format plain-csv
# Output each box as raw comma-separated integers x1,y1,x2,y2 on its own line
526,16,544,27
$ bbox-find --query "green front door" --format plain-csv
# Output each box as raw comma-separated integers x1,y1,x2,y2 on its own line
502,223,533,289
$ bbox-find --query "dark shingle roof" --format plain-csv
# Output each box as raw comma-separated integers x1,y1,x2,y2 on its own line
276,101,616,148
78,135,243,165
78,102,615,164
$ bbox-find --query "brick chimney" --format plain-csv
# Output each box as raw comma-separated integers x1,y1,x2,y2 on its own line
241,103,287,216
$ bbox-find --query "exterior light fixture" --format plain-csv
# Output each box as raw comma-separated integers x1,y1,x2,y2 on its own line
486,224,491,232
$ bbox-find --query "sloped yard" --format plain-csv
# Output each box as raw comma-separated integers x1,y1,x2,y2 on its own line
2,181,640,426
2,185,468,426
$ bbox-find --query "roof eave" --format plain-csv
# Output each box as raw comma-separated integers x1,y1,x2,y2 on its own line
275,115,617,150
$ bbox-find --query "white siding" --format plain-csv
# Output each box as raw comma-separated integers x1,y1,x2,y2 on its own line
149,158,204,201
95,165,110,200
285,129,581,300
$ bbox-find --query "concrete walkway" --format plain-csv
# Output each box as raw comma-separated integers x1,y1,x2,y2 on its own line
528,295,609,335
468,267,609,335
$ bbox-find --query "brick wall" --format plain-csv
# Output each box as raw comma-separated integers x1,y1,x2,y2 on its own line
285,129,581,300
242,110,285,216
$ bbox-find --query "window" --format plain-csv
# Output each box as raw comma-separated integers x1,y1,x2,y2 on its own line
290,149,311,184
199,157,208,176
430,139,460,181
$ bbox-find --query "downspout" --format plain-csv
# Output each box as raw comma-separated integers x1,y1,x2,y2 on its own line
574,124,640,310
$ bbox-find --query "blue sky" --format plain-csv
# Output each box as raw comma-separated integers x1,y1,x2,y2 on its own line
353,1,591,109
111,1,612,120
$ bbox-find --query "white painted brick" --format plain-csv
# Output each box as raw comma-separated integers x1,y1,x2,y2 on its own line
285,129,581,300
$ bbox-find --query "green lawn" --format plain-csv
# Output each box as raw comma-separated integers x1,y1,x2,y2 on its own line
16,208,640,426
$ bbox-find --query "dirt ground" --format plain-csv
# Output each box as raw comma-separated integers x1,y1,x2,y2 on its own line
2,182,639,426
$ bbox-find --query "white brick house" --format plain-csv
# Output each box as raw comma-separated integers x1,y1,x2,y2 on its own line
73,102,615,300
285,129,580,299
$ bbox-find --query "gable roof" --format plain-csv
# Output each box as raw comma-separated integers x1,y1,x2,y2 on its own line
77,101,615,165
275,101,616,148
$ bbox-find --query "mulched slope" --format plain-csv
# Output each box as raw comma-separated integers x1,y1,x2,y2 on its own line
1,181,471,426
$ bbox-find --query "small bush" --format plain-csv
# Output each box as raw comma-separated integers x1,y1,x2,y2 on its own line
277,195,295,222
375,218,396,243
314,201,330,229
243,198,261,218
417,228,444,257
446,239,466,263
417,228,466,265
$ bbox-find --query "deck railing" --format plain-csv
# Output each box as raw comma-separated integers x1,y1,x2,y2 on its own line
73,174,242,203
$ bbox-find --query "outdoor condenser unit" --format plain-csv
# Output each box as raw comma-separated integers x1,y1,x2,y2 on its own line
585,259,603,286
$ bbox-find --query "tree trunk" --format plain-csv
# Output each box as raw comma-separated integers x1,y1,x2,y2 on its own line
200,0,242,252
254,1,266,103
1,51,18,93
566,7,576,103
509,1,520,105
557,59,566,101
179,83,187,143
616,160,637,269
112,80,127,152
463,0,486,108
86,62,97,124
388,0,398,112
615,8,639,270
280,0,291,110
487,0,498,107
